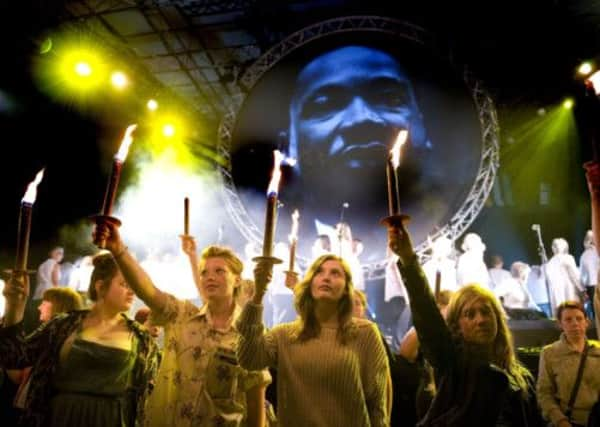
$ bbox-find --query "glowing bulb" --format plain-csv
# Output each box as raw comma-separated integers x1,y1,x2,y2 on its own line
75,62,92,76
562,98,574,110
578,62,594,76
111,71,128,89
163,124,175,137
147,99,158,111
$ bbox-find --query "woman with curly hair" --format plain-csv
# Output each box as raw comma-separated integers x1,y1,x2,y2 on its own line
387,221,544,426
236,254,390,427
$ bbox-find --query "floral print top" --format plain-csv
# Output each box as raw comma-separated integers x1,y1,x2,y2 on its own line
144,293,271,427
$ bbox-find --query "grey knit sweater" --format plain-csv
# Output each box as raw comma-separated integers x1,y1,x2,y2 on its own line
236,302,390,427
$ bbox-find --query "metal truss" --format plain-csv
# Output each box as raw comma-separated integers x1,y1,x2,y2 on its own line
238,16,429,90
168,0,256,15
218,15,500,279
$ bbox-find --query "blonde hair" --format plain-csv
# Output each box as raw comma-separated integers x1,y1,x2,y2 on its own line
353,289,367,308
294,254,354,344
198,245,243,297
43,287,84,315
445,285,532,395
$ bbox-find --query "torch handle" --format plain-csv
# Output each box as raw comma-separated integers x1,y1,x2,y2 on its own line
184,197,190,235
14,202,33,272
288,241,296,272
386,158,401,216
263,194,278,257
102,160,123,216
90,214,122,250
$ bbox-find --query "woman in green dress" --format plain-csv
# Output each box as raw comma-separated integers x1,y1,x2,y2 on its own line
1,253,160,427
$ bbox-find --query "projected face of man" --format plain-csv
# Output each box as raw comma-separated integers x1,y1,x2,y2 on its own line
288,46,425,184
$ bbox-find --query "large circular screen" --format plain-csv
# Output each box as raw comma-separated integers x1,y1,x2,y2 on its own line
219,17,498,274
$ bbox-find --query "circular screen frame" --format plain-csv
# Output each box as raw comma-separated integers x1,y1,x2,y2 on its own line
217,16,499,279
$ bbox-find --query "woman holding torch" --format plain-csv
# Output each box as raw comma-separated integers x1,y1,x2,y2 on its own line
0,253,160,427
236,254,391,427
385,220,544,426
92,220,270,427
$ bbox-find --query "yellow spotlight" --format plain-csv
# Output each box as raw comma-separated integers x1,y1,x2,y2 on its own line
562,98,574,110
56,48,106,91
111,71,128,89
578,61,594,76
75,61,92,76
163,124,176,137
147,99,158,111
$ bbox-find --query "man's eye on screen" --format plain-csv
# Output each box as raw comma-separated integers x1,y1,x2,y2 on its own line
369,88,411,110
301,91,347,120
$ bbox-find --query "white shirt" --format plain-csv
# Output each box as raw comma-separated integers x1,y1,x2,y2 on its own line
546,253,583,313
384,255,408,302
34,258,60,299
580,247,599,287
494,277,537,310
488,267,512,291
526,265,549,304
456,251,491,289
422,258,458,293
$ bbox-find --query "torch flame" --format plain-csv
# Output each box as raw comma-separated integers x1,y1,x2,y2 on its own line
288,209,300,243
284,156,297,167
390,129,408,169
266,150,284,196
587,70,600,95
22,168,45,204
115,124,138,162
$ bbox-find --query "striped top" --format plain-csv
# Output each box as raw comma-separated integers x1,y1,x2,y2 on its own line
236,302,390,427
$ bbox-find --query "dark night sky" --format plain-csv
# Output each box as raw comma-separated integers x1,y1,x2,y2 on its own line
0,0,599,268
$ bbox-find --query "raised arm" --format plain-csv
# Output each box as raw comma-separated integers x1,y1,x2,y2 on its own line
585,161,600,257
387,221,455,371
398,326,420,363
584,162,600,333
93,220,166,313
236,259,278,370
180,234,201,289
51,262,61,287
2,272,29,327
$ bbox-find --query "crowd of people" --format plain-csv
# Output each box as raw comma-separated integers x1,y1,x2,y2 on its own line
0,162,599,427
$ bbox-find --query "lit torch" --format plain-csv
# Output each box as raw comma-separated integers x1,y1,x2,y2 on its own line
101,124,137,215
262,150,284,257
15,169,44,272
381,129,411,228
93,124,137,249
387,129,408,215
287,209,300,272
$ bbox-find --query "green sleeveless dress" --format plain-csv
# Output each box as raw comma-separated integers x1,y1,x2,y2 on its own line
49,334,137,427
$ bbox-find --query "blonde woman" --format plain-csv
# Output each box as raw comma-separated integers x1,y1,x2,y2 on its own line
387,222,543,426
